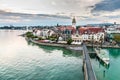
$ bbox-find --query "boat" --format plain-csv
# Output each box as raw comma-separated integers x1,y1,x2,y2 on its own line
94,48,110,65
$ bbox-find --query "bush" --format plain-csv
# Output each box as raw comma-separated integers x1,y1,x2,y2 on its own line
38,37,43,40
47,35,57,41
67,38,73,45
32,36,38,38
51,38,56,41
26,32,33,38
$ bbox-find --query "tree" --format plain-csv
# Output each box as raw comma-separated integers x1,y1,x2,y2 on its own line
67,38,73,45
114,34,120,42
26,32,34,38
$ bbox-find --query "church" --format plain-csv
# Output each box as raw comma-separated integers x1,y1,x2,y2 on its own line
71,17,83,45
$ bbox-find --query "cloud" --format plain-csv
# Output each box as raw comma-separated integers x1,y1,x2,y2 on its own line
0,0,102,16
0,10,70,21
93,0,120,12
0,0,120,25
0,9,71,26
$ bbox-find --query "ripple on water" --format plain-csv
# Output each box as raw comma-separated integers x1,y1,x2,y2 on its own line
0,31,84,80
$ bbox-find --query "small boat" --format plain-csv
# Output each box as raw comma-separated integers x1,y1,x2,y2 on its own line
94,48,110,65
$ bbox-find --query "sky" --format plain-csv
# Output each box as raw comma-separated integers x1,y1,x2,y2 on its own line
0,0,120,26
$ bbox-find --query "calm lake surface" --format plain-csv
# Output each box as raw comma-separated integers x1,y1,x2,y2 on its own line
0,30,84,80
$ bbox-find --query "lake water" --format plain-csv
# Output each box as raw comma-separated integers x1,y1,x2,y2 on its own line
91,48,120,80
0,30,84,80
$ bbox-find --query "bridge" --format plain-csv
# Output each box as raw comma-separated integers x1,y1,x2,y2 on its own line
83,44,97,80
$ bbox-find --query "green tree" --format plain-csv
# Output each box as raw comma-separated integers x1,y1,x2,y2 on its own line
114,34,120,42
26,32,33,38
67,38,73,45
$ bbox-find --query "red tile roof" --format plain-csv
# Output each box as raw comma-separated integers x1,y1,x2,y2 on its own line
78,27,104,34
58,26,76,34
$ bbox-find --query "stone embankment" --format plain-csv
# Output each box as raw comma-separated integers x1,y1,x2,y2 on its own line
26,38,83,51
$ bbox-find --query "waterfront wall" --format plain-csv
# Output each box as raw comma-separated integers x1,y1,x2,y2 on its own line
25,38,83,51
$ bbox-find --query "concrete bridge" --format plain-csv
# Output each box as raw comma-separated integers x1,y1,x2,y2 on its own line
83,44,97,80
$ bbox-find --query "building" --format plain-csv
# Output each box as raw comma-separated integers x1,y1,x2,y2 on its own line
57,26,76,35
78,27,105,42
82,32,104,42
72,17,76,29
33,29,55,39
71,34,83,45
78,27,104,34
57,17,105,44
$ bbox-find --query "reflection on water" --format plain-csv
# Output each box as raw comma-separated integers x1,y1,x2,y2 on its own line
89,53,96,58
26,40,83,57
0,30,84,80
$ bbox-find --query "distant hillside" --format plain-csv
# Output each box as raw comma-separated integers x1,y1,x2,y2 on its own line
86,23,114,27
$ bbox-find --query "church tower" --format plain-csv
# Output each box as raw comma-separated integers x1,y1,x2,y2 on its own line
72,17,76,29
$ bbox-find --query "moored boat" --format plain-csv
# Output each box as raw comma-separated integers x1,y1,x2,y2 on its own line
94,48,110,65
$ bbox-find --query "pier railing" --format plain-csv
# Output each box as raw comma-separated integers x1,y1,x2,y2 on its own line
83,44,97,80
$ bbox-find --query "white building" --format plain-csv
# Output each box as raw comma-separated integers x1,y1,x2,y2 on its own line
71,32,104,45
82,32,104,42
71,34,83,45
33,29,55,38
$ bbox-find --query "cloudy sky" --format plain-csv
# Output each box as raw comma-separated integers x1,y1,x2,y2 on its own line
0,0,120,26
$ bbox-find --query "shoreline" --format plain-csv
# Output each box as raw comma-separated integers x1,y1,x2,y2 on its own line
26,38,83,51
25,37,120,51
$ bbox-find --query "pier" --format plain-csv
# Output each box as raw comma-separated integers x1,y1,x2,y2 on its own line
83,44,97,80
